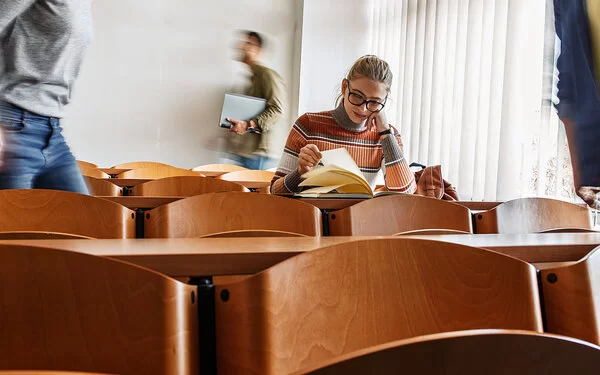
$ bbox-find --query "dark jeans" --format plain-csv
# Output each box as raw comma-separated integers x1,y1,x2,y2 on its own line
0,101,88,193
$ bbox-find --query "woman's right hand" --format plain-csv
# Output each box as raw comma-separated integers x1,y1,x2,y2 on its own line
298,144,322,175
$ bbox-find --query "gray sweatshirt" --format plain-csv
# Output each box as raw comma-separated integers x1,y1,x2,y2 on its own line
0,0,93,118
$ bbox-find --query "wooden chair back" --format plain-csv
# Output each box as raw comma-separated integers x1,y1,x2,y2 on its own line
298,330,600,375
144,192,321,238
191,163,248,173
541,246,600,345
76,160,98,169
0,232,92,240
111,161,175,169
117,166,204,179
0,244,198,375
78,165,110,179
476,198,592,234
215,238,542,374
217,170,275,191
84,176,123,196
539,228,599,233
329,195,473,236
0,190,136,238
0,372,113,375
129,176,248,196
394,229,471,235
199,230,308,238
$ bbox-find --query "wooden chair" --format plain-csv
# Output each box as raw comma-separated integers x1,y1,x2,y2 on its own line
215,238,542,374
217,170,275,192
117,166,204,179
84,176,123,196
0,244,198,375
76,160,98,169
394,229,471,235
128,176,248,196
112,161,175,169
0,372,112,375
298,330,600,375
0,190,136,238
539,228,599,233
191,163,248,173
200,230,308,238
78,165,110,179
328,195,473,236
475,197,592,234
0,232,92,239
144,192,321,238
541,246,600,345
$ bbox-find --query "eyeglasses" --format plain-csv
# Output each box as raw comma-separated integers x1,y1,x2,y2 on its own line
346,80,387,112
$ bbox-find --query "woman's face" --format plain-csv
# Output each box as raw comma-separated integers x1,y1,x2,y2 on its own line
342,76,388,124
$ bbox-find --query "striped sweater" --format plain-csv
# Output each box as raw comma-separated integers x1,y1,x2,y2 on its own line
271,109,417,195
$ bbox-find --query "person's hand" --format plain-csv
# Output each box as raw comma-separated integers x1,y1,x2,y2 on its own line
298,144,322,175
227,118,250,135
368,110,390,134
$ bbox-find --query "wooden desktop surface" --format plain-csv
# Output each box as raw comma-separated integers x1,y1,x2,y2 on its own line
98,195,504,211
99,196,181,209
97,168,131,175
2,233,598,277
108,178,153,187
195,171,227,177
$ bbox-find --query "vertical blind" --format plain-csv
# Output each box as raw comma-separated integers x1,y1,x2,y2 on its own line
363,0,576,201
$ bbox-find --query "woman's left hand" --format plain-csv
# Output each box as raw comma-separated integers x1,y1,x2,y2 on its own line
368,110,390,133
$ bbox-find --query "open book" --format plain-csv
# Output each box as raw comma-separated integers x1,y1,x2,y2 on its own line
295,148,396,198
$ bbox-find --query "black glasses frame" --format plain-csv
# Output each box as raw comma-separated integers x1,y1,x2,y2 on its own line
345,79,387,112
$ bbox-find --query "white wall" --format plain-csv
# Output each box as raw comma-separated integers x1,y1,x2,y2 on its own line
63,0,299,168
298,0,373,115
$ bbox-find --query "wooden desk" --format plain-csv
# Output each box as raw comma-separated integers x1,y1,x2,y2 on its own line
231,180,271,189
196,171,227,178
109,178,269,189
296,198,502,211
98,195,503,211
99,196,182,209
97,168,131,176
2,233,599,277
108,178,152,187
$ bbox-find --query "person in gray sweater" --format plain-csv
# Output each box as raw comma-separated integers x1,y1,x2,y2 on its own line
0,0,92,192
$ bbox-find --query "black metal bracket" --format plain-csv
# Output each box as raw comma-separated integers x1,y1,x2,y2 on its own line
135,208,145,238
321,209,331,236
536,270,548,332
189,276,217,375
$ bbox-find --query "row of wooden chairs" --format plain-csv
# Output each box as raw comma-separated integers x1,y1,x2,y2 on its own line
301,330,600,374
82,168,275,195
135,193,598,237
78,159,244,171
214,238,600,373
0,190,594,239
1,239,600,374
77,160,258,178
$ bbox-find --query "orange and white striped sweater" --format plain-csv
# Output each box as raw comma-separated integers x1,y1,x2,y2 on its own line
271,107,417,195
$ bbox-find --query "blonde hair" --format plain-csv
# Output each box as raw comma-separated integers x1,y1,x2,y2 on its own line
346,55,393,92
336,55,393,105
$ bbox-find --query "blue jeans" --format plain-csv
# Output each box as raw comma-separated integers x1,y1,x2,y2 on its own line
224,153,270,170
0,102,89,193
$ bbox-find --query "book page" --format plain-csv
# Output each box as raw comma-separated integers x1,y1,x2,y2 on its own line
320,148,364,178
300,167,372,194
300,166,363,187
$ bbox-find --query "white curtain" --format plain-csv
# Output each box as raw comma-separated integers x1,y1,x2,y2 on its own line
363,0,576,201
